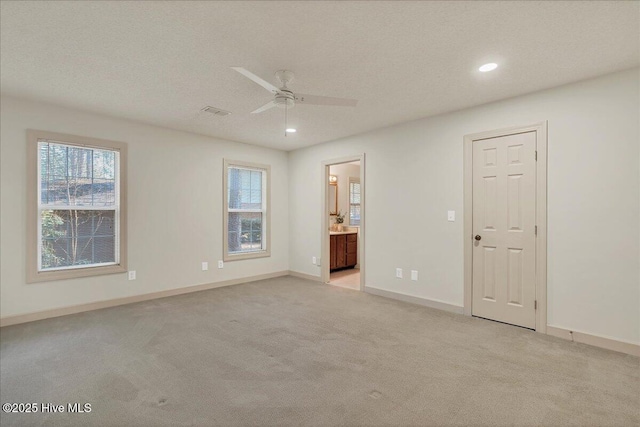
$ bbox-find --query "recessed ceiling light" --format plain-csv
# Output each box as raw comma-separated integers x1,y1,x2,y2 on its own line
286,128,297,133
479,63,498,72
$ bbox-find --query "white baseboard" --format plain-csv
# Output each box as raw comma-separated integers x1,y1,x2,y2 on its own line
288,270,323,282
364,286,464,315
7,273,636,359
0,271,289,327
546,325,639,357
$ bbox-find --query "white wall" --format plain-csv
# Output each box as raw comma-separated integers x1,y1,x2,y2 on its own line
0,96,289,318
329,162,360,225
289,68,640,345
2,69,638,346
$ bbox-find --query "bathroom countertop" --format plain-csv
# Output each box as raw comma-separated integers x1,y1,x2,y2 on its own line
329,230,358,235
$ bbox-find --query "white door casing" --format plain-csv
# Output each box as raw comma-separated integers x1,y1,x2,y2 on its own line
472,131,537,329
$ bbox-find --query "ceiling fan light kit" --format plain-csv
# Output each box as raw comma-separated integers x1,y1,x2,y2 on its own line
231,67,358,136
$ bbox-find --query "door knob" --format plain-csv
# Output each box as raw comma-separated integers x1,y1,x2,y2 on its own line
474,235,482,241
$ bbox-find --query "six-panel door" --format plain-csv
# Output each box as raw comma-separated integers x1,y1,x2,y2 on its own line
472,131,537,329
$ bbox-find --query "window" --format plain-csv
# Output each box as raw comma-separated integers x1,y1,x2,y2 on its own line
223,160,270,261
349,178,361,226
27,130,127,282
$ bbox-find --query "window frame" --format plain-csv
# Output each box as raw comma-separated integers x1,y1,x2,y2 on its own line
349,177,361,226
223,159,271,261
27,130,128,283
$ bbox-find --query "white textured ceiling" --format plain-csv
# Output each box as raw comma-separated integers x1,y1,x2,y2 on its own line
1,1,638,151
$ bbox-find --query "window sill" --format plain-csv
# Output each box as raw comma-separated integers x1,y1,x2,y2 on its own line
27,263,127,284
223,250,271,262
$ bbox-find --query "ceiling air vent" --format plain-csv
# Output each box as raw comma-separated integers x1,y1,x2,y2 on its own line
201,106,231,116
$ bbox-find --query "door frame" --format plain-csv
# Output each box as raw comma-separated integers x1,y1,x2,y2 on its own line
463,122,548,333
321,154,365,290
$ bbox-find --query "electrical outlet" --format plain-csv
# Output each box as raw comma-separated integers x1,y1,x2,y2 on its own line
218,260,224,269
411,270,418,281
447,210,455,222
128,270,136,280
395,268,403,279
202,262,209,271
312,256,317,265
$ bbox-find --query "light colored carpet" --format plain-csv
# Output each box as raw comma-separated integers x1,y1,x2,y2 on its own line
329,268,360,290
1,276,638,426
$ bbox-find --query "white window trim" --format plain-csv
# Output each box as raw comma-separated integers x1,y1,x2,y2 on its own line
223,159,271,261
349,177,361,227
27,130,128,283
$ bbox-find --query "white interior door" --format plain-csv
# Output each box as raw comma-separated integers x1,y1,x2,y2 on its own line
472,131,537,329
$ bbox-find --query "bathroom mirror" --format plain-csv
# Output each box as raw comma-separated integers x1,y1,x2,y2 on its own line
329,176,338,215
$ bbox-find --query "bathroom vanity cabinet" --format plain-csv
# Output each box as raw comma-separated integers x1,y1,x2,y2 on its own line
330,231,357,271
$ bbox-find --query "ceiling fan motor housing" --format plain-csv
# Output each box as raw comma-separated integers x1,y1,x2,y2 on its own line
275,90,295,108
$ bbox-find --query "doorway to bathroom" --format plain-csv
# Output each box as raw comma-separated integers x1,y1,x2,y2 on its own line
321,155,365,291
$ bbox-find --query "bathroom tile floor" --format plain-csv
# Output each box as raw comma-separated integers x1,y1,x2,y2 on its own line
329,268,360,290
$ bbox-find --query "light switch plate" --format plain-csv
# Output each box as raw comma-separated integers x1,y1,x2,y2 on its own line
411,270,418,281
447,210,455,222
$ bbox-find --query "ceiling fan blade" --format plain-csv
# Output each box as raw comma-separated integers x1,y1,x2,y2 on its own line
231,67,279,94
251,100,278,114
294,93,358,107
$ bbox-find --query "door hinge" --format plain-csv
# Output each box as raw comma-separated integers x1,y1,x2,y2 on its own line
534,300,538,310
535,151,538,161
535,225,538,235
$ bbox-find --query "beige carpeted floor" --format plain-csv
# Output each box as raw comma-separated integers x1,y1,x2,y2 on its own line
1,276,638,426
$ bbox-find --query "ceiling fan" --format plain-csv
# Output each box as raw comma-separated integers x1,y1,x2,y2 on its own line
231,67,358,115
